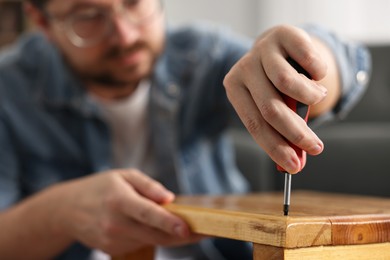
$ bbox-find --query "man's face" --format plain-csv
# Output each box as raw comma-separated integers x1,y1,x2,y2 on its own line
43,0,165,86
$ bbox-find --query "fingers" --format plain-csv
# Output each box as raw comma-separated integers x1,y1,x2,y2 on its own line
269,25,328,81
258,26,328,105
244,64,324,157
118,170,191,238
225,76,304,173
126,191,191,238
262,54,328,105
121,169,174,204
223,25,329,173
96,215,203,256
62,170,199,256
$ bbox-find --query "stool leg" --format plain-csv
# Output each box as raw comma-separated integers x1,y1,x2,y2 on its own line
111,246,155,260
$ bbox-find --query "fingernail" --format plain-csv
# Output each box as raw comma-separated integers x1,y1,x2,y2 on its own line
284,159,299,174
311,144,323,155
317,83,328,96
165,190,175,200
174,225,187,238
160,190,175,204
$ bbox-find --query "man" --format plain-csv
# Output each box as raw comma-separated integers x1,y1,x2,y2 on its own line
0,0,370,259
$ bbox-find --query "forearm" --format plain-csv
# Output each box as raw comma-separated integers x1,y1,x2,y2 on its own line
0,184,74,259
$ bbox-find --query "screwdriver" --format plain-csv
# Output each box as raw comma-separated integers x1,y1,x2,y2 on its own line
277,57,311,216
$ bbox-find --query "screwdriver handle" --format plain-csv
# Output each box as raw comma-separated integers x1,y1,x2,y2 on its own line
276,58,311,172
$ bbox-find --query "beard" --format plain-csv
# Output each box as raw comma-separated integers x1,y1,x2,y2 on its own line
81,67,143,87
66,41,161,88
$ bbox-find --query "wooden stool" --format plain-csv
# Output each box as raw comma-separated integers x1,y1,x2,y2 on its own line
114,191,390,259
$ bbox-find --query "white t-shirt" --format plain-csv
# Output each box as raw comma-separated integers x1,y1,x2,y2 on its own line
89,81,196,260
90,80,155,177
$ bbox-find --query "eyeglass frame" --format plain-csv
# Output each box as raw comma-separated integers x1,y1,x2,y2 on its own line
42,0,164,48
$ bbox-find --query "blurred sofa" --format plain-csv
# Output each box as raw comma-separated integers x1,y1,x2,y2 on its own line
231,44,390,197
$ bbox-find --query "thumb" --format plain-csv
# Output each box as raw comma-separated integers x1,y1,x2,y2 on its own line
120,169,175,204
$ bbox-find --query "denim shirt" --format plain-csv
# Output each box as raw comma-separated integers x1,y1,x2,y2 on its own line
0,23,371,259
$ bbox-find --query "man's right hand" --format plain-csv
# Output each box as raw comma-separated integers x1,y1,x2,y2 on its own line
223,25,341,174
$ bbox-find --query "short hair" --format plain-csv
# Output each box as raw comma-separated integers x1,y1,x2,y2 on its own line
27,0,50,9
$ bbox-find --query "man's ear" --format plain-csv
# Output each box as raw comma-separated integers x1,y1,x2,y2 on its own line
24,2,51,35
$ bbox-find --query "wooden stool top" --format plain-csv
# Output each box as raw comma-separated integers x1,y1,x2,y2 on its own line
164,191,390,249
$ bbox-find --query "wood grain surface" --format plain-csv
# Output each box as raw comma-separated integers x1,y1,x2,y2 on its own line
164,191,390,248
253,242,390,260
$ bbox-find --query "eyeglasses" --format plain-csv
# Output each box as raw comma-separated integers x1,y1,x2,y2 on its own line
45,0,163,47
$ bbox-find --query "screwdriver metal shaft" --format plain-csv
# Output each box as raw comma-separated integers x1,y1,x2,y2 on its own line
283,173,292,216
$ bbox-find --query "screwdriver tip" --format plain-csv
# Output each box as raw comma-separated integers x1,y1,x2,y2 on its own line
283,204,289,216
283,173,292,216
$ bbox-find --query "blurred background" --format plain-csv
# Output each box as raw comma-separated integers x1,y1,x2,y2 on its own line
1,0,390,47
1,0,390,196
164,0,390,44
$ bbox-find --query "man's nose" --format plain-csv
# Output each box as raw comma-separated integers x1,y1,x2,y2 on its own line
109,14,141,46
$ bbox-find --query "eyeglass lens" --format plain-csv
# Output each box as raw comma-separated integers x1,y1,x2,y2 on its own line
67,0,161,46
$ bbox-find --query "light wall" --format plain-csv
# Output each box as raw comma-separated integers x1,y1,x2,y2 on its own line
164,0,390,44
164,0,260,38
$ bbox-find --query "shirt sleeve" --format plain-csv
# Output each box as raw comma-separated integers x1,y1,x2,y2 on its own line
0,110,21,209
303,24,372,128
